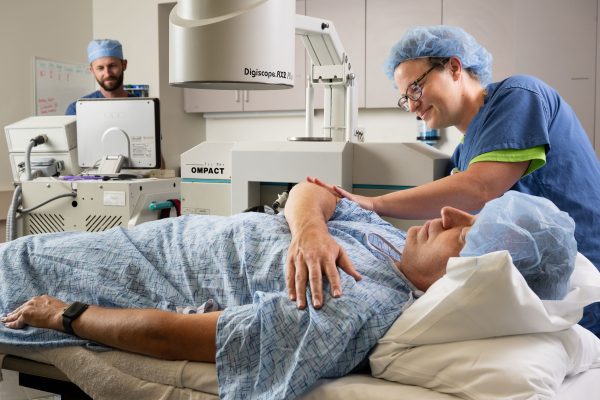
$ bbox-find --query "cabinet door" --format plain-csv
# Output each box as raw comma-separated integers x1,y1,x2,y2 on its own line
184,89,243,113
365,0,442,108
443,0,597,144
305,0,366,109
244,0,307,112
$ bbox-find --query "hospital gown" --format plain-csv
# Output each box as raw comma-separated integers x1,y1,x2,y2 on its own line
0,199,415,400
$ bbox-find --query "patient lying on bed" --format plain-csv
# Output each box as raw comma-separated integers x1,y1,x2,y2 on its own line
0,182,577,400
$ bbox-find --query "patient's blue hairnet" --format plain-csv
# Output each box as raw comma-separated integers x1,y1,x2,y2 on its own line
460,191,577,300
383,25,493,87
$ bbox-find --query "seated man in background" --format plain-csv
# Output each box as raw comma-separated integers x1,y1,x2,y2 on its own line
65,39,135,115
0,182,577,400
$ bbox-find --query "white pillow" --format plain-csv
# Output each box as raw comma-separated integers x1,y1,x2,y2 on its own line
370,251,600,400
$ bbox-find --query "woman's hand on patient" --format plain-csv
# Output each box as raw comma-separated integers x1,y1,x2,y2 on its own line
286,225,361,310
306,176,376,212
2,295,66,331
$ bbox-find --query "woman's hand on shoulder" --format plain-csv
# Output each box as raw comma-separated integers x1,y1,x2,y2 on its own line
306,176,376,212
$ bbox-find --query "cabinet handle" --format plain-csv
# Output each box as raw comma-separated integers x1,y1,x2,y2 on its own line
235,91,240,103
244,90,250,103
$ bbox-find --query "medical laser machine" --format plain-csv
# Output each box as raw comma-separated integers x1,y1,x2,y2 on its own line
180,141,448,230
4,99,179,240
170,0,449,230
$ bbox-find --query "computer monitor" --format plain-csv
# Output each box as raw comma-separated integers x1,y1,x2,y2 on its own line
76,98,161,171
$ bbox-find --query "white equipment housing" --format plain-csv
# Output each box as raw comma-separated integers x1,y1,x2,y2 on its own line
169,0,295,90
181,142,449,230
231,141,352,213
19,178,180,236
4,116,80,182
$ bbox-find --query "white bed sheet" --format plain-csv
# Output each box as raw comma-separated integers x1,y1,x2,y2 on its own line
301,369,600,400
1,346,599,400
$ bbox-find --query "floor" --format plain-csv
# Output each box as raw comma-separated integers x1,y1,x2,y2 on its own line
0,370,58,400
0,221,58,399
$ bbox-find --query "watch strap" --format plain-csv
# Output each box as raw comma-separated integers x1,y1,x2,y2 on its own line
62,301,89,336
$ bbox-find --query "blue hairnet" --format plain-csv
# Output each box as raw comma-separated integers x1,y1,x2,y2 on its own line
460,191,577,300
87,39,124,64
383,25,493,87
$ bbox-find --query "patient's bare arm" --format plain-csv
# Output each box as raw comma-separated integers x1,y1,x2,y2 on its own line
2,295,219,362
285,182,362,310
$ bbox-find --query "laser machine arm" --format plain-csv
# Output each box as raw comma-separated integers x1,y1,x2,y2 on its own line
294,14,357,142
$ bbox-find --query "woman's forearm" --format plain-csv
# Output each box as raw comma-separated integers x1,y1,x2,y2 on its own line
373,161,528,219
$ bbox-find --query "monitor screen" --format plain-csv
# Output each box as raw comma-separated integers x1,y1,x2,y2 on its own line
76,98,161,169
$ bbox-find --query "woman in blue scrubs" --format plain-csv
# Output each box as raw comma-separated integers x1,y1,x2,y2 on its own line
309,25,600,336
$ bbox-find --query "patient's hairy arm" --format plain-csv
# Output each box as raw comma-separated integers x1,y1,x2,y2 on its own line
285,182,361,310
2,295,219,362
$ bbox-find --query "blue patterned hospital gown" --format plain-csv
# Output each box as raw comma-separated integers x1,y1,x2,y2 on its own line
0,199,415,399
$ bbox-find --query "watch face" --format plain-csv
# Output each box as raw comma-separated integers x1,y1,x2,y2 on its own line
63,302,89,335
64,302,89,318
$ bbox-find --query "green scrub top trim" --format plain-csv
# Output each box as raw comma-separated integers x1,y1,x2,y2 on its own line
468,145,546,177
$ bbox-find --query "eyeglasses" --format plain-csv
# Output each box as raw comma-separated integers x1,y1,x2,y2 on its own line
397,58,449,112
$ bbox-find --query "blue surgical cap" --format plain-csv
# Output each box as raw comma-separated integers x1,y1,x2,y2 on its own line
383,25,493,87
87,39,124,64
460,191,577,300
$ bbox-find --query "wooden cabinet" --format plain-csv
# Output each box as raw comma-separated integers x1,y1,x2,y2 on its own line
184,0,307,113
365,0,442,108
183,87,243,113
443,0,597,145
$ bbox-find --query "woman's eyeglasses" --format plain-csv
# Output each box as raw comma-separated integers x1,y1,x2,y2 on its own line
397,58,449,111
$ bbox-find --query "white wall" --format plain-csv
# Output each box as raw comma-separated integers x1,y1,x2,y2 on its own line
0,0,93,211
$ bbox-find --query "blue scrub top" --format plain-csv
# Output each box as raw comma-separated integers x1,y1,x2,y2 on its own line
64,90,104,115
64,91,138,115
450,75,600,335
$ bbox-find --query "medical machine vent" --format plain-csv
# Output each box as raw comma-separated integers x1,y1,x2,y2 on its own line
26,213,66,235
85,215,123,232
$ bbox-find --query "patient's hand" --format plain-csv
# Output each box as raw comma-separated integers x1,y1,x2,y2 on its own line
286,225,361,310
2,295,66,331
307,176,376,212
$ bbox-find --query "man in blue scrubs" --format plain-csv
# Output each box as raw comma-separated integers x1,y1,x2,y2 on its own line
307,26,600,336
65,39,135,115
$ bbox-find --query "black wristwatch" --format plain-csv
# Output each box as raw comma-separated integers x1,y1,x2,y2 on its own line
62,301,89,336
